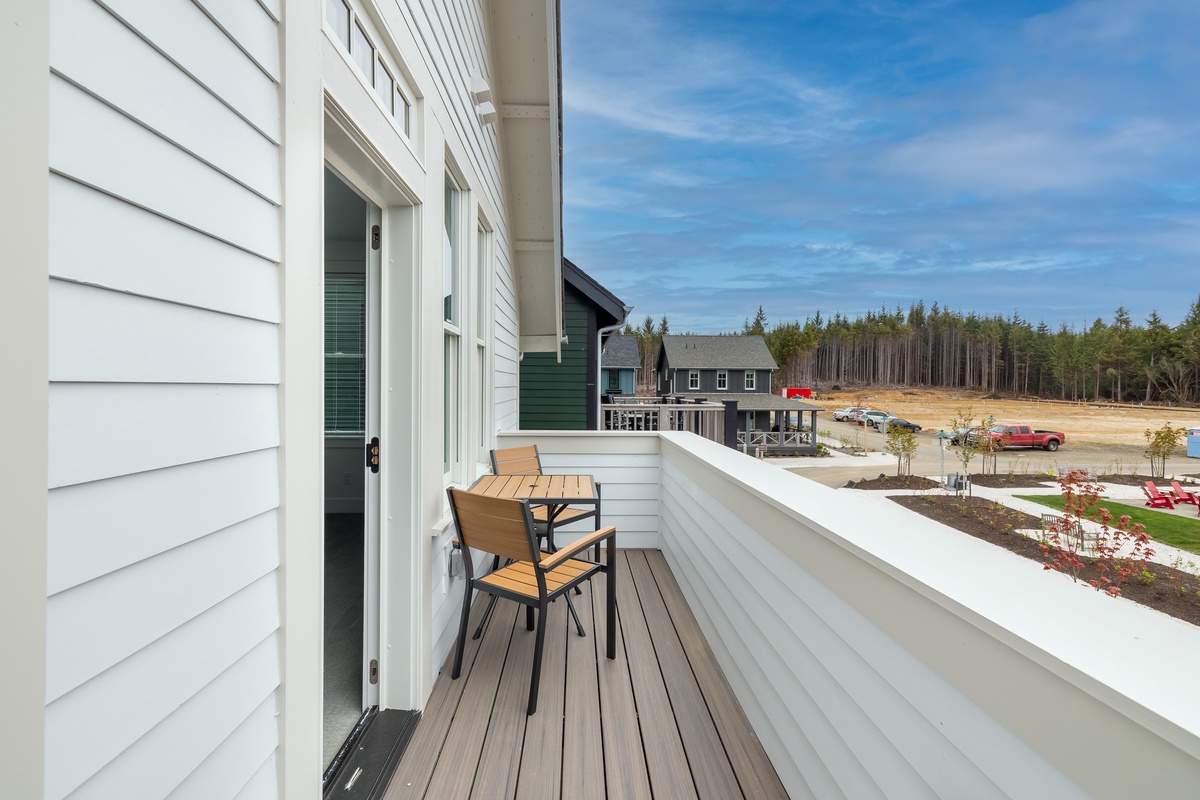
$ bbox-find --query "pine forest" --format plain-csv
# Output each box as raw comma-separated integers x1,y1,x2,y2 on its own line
622,297,1200,405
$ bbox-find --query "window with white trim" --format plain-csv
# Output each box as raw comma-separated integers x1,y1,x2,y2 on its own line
324,0,414,137
443,174,463,479
744,370,755,390
475,222,493,465
717,369,727,390
689,369,699,390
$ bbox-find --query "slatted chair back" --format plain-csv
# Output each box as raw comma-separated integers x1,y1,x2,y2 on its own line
447,488,538,565
491,445,543,476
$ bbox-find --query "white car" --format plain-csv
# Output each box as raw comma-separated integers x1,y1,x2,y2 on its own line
833,406,867,422
858,410,892,428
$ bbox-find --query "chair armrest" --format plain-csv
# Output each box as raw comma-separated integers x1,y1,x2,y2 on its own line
539,526,616,570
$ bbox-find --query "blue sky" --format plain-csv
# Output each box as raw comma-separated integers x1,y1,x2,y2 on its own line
560,0,1200,334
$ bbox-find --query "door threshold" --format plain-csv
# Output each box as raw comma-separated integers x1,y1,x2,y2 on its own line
323,708,421,800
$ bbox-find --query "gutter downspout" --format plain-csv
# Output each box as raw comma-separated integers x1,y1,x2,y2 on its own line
595,305,633,428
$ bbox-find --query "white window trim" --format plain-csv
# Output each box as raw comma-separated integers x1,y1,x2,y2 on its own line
689,369,699,390
443,169,467,485
474,219,494,471
717,369,727,390
744,370,755,390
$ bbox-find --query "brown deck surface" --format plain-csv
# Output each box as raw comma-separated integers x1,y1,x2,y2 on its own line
382,549,788,800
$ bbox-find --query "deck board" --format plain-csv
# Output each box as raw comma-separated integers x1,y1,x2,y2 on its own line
382,550,786,799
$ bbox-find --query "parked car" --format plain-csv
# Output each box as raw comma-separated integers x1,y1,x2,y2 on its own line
858,410,891,428
832,406,867,422
949,426,979,444
885,418,922,432
973,422,1066,451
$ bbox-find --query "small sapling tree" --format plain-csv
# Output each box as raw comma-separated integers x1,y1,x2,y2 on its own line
1041,469,1155,596
884,422,918,476
1143,422,1184,479
947,406,990,494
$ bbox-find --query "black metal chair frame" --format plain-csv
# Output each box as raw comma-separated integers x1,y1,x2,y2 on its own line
447,487,616,715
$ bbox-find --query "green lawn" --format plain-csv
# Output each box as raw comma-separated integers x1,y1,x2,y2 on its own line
1015,494,1200,556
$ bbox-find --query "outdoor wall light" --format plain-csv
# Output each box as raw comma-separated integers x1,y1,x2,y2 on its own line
470,70,497,126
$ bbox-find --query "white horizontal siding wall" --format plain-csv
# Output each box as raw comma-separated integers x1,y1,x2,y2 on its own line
47,0,282,798
657,433,1200,799
493,247,519,431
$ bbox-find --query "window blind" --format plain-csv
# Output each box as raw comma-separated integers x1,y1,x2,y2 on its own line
325,276,366,433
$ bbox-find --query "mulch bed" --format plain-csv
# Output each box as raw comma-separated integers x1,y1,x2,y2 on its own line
888,494,1200,627
845,471,1200,625
846,474,939,490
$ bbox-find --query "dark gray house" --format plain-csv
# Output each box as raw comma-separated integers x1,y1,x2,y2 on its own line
600,334,640,396
656,334,776,396
656,335,821,453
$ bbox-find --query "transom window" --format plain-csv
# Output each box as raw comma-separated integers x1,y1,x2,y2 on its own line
689,369,699,390
717,370,727,390
744,370,755,390
325,0,414,137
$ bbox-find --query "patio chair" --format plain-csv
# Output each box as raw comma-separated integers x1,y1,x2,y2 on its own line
1141,481,1175,509
446,488,616,715
1169,481,1199,506
491,445,600,542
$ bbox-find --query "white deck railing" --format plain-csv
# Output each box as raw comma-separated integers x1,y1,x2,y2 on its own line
498,429,1200,798
736,429,814,448
601,400,725,444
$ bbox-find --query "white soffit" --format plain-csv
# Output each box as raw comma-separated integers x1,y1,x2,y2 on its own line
490,0,562,356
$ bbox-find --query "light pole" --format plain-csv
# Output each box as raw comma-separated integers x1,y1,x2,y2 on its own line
936,429,950,480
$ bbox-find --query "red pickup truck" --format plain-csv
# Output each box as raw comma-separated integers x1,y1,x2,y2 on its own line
974,423,1066,451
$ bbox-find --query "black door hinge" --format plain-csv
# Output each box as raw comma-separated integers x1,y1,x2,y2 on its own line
371,225,381,250
366,437,380,473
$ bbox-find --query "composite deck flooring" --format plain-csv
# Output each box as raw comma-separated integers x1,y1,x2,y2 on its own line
383,549,788,799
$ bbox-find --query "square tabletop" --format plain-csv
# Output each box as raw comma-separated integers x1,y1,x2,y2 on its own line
468,474,597,504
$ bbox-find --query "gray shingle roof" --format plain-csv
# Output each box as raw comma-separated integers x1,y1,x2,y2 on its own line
713,393,823,411
601,334,640,369
659,335,778,370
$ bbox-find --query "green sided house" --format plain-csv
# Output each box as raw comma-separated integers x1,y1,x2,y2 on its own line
520,258,630,430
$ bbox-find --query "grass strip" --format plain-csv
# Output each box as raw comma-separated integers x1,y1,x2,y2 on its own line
1015,494,1200,556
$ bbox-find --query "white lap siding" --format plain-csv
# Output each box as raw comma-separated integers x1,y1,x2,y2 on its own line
47,0,282,797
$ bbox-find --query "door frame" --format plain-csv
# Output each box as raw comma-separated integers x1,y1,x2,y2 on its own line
324,100,423,711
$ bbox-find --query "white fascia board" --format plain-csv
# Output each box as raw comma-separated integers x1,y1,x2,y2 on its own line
491,0,562,359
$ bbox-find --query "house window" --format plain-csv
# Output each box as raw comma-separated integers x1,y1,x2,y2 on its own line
475,224,492,465
351,20,374,80
374,56,394,113
748,411,756,430
443,174,463,478
325,0,350,46
324,276,365,434
607,370,620,391
717,370,727,390
744,370,755,390
689,369,699,390
325,0,415,138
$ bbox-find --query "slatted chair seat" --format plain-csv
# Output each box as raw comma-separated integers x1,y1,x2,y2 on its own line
447,487,616,715
478,557,598,597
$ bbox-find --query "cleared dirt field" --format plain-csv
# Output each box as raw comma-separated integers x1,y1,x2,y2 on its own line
802,387,1200,484
819,388,1200,450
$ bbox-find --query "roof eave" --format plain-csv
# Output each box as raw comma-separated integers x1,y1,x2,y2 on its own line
491,0,562,357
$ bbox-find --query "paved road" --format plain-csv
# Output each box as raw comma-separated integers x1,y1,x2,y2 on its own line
787,426,1200,489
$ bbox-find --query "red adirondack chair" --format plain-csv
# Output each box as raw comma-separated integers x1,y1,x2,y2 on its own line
1169,481,1199,506
1142,481,1175,509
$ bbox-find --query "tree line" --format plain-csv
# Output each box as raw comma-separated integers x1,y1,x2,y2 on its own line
620,297,1200,405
